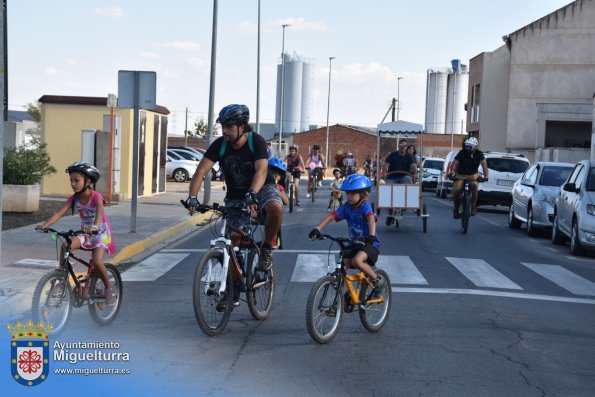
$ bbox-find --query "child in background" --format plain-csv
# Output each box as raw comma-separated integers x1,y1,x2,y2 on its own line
36,162,117,304
327,168,344,211
269,157,289,205
309,174,386,298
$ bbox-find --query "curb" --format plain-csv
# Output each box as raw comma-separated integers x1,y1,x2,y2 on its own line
110,212,211,265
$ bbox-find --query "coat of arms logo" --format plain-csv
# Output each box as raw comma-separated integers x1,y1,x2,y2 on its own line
8,320,52,386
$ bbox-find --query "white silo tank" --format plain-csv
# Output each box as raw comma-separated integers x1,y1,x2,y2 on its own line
445,60,469,135
300,61,312,132
284,55,303,134
425,69,447,134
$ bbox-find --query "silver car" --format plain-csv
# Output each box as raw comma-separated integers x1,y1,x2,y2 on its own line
551,160,595,255
509,161,573,235
166,155,196,182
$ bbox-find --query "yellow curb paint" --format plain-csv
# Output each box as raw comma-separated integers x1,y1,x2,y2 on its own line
110,212,211,265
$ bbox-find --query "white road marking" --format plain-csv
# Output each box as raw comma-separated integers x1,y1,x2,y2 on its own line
393,287,595,305
13,259,58,268
122,253,190,282
291,254,334,282
522,263,595,296
376,256,428,285
446,257,523,290
161,248,340,254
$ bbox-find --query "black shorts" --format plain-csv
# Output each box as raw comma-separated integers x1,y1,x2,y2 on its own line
290,170,301,179
342,243,379,266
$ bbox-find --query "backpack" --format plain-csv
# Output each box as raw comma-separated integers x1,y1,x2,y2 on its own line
219,131,255,158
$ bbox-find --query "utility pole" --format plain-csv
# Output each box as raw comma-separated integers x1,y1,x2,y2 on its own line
391,98,396,121
184,107,188,146
0,0,6,251
204,0,218,204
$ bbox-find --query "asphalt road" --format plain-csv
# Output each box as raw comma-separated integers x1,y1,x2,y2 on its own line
8,186,595,397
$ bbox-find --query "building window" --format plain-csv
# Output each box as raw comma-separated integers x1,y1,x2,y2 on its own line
471,84,480,124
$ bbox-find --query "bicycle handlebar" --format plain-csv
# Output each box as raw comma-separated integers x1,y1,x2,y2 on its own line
317,234,365,245
35,228,97,236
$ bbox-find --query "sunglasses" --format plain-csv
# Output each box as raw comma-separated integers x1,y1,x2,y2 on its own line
465,144,474,150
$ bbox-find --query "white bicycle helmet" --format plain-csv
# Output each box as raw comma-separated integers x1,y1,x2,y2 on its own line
464,137,478,148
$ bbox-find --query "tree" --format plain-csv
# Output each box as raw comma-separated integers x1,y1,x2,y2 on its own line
26,102,41,131
187,117,220,138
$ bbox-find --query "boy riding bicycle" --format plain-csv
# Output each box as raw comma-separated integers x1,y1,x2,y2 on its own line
309,174,386,298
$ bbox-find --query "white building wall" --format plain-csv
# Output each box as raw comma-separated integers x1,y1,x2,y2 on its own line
479,45,511,153
506,0,595,151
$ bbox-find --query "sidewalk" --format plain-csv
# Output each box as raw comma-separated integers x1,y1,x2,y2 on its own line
0,181,227,320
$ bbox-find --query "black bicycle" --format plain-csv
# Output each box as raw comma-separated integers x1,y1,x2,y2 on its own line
32,228,123,334
182,201,275,336
449,175,488,233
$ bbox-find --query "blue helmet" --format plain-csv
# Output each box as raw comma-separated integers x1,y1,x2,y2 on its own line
216,104,250,125
340,173,372,191
268,157,286,173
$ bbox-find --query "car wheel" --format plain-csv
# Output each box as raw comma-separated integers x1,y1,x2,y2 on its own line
526,207,539,236
508,205,522,229
570,218,586,256
173,169,189,182
551,213,566,245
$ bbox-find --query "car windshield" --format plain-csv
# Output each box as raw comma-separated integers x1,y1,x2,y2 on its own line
424,160,444,170
486,158,529,173
539,166,573,187
587,167,595,191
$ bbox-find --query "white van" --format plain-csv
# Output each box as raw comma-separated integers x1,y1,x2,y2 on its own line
436,150,458,199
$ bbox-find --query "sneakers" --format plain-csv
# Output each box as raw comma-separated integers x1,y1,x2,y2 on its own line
385,216,394,226
295,201,301,206
317,181,323,187
373,276,387,298
104,287,115,305
258,247,273,271
305,193,311,198
453,209,461,219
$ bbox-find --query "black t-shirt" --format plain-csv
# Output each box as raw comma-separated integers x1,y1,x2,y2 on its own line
384,151,415,175
204,133,275,200
454,149,485,175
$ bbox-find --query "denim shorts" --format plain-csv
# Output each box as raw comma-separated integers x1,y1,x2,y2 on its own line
224,183,282,235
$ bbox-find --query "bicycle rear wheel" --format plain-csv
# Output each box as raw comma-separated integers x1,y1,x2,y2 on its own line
461,194,471,234
306,275,344,344
88,263,123,326
246,249,275,320
289,183,294,213
358,269,391,332
193,249,233,336
311,177,316,202
32,270,72,335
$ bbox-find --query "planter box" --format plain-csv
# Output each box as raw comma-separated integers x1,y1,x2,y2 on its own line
2,184,40,212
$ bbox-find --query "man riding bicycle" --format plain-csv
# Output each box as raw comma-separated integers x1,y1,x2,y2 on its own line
185,104,283,276
382,140,418,225
306,144,327,197
450,137,489,219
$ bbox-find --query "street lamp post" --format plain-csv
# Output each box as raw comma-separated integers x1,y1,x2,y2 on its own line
397,76,403,121
278,24,290,157
325,57,335,173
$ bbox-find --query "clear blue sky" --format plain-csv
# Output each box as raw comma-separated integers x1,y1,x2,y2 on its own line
8,0,573,134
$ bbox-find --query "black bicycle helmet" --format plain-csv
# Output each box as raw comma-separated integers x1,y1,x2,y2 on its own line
312,144,321,151
66,162,101,183
216,104,250,125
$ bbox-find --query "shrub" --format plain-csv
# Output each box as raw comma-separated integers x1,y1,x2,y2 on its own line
3,139,57,185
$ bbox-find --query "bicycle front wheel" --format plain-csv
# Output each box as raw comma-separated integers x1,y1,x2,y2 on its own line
288,183,294,213
461,194,471,234
306,275,344,344
193,249,233,336
359,269,392,332
32,270,72,335
88,263,123,326
246,249,275,320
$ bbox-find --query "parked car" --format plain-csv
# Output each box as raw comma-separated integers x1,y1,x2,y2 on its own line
436,150,458,198
551,159,595,255
168,147,222,180
509,162,573,235
166,155,196,182
421,157,444,191
477,152,530,207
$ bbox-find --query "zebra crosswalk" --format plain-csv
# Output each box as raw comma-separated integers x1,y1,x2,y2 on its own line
133,251,595,302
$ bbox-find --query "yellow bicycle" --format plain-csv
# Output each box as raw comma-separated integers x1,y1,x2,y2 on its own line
306,234,392,344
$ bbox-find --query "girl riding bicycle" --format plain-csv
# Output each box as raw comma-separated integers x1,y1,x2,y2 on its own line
284,144,306,206
269,157,289,206
309,174,386,298
36,162,116,303
327,168,344,211
306,144,327,197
